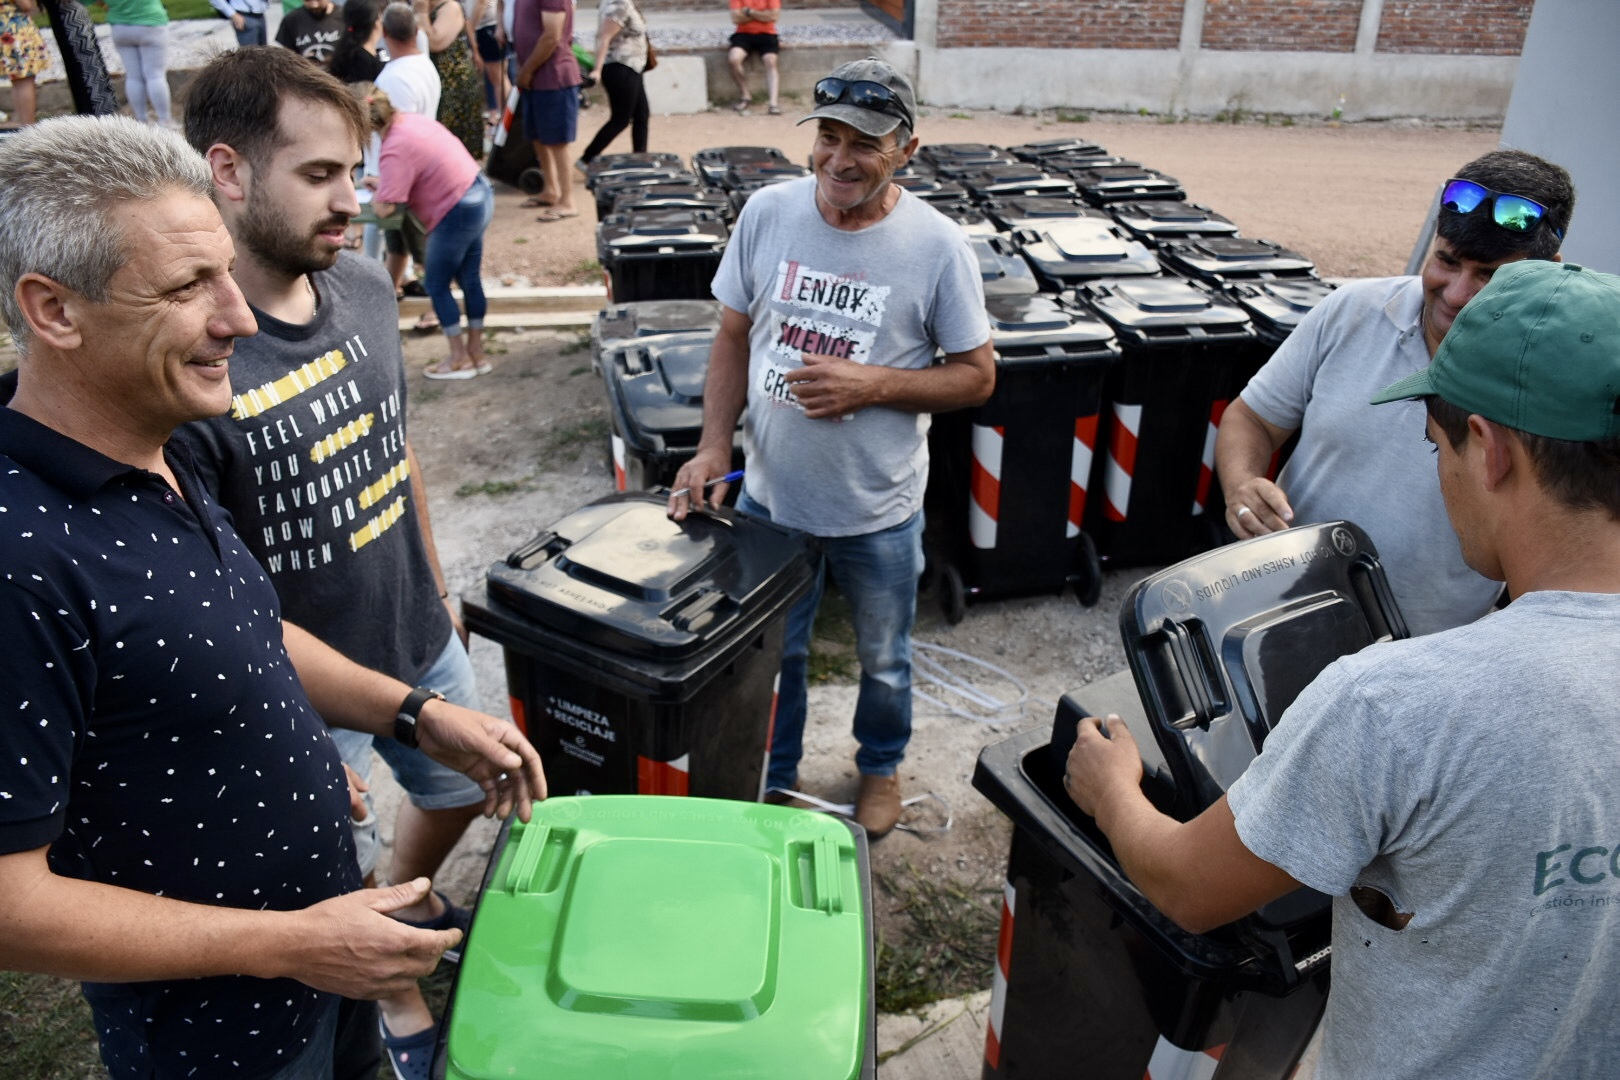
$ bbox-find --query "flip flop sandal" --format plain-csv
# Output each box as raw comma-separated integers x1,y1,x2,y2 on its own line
424,363,481,380
768,104,781,115
535,209,579,223
732,100,749,114
520,195,555,208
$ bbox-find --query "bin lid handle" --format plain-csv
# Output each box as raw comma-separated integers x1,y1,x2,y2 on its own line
505,820,552,894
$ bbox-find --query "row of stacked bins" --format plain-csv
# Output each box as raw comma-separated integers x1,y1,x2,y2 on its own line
974,521,1410,1078
909,138,1339,621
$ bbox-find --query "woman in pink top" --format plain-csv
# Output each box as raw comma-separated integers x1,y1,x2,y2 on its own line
358,82,497,379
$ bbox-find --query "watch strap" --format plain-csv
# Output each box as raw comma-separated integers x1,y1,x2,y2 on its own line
394,686,444,748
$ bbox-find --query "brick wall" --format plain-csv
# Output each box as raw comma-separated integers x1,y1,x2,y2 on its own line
1376,0,1531,55
1201,0,1361,52
937,0,1185,50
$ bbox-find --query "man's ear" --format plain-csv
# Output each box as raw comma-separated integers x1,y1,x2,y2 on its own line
206,143,252,206
1471,414,1514,492
14,274,85,353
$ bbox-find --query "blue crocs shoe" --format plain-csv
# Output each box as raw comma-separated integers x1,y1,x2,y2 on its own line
379,1018,437,1080
395,890,473,963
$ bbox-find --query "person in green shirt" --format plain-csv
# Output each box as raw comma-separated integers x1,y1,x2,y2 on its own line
101,0,170,125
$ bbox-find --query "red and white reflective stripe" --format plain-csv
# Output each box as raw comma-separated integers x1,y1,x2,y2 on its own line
1144,1037,1224,1080
969,424,1004,550
494,86,519,147
1193,399,1229,515
1103,402,1142,523
1068,413,1099,537
984,879,1015,1070
637,753,690,795
611,432,627,491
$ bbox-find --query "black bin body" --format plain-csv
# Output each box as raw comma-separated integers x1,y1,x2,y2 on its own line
916,142,1011,176
893,174,973,203
1072,276,1258,565
590,298,723,373
465,493,815,800
582,151,685,190
597,207,729,303
1014,220,1161,291
975,523,1405,1078
593,168,701,221
610,182,734,222
1008,138,1108,163
598,329,743,492
691,144,789,186
1109,201,1239,246
927,294,1119,615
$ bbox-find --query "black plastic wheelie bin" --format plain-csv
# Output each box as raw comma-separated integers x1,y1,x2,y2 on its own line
1013,220,1162,291
974,521,1409,1079
596,207,730,303
464,493,815,800
1158,238,1317,288
1109,201,1240,247
1070,276,1257,565
590,298,724,374
925,293,1120,621
597,328,744,492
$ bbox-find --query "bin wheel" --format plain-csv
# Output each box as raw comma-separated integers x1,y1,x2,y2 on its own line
1070,532,1103,608
940,563,967,625
518,167,545,196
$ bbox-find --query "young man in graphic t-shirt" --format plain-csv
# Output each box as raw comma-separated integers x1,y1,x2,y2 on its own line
276,0,345,67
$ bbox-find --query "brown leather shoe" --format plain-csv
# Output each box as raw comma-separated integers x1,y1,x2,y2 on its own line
853,773,902,837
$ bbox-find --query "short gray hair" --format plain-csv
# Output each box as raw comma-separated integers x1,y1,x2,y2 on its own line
0,115,212,355
381,2,416,43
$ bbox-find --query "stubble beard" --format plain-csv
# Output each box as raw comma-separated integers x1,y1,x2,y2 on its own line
238,189,345,280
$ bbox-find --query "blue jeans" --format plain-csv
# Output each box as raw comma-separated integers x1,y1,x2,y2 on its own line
425,174,493,338
737,490,925,790
232,13,267,46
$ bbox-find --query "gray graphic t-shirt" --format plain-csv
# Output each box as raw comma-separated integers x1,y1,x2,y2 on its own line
711,176,989,537
1228,590,1620,1079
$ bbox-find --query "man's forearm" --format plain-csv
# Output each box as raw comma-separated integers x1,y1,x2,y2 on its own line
282,619,411,738
1214,398,1289,502
694,317,751,458
406,442,448,599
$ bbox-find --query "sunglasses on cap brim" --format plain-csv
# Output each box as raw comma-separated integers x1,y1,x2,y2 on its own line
1441,178,1563,239
813,77,914,131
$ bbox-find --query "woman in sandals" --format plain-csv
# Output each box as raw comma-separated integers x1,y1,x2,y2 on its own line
577,0,650,167
356,82,497,379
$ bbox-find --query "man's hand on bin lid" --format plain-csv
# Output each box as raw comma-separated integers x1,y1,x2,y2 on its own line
415,698,548,821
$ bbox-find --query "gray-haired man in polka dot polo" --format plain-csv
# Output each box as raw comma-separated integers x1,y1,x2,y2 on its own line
0,115,545,1079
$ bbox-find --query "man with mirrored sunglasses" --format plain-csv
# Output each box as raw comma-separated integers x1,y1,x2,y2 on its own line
1215,149,1574,635
667,57,993,837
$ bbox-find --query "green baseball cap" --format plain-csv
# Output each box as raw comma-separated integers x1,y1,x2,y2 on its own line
1370,260,1620,442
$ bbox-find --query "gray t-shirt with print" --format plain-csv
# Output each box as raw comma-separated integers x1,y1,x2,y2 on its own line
1238,275,1500,635
1227,590,1620,1080
710,175,989,537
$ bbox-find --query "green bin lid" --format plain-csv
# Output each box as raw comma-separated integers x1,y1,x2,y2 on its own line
445,796,872,1080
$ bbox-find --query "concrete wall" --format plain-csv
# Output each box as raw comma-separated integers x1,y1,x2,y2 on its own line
911,0,1530,119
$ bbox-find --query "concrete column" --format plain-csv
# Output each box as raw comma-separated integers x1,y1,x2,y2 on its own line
1174,0,1208,114
910,0,937,50
1355,0,1385,56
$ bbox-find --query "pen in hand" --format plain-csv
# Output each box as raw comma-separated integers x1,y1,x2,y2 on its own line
668,470,744,502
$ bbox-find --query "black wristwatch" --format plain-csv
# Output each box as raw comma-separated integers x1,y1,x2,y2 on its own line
394,686,445,748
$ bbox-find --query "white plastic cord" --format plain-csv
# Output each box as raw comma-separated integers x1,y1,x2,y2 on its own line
910,640,1055,725
764,788,955,836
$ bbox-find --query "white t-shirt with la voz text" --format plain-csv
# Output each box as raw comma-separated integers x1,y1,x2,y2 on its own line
710,176,989,538
1228,590,1620,1080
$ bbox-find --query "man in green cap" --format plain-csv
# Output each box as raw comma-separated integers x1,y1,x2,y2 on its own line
1063,259,1620,1079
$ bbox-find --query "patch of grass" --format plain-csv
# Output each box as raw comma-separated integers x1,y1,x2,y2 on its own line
566,259,603,287
543,416,609,464
568,365,591,377
949,112,973,121
1138,106,1150,116
560,328,592,356
1055,109,1090,123
1281,115,1296,127
807,589,858,684
455,478,532,498
873,860,1000,1014
512,236,529,244
0,970,103,1078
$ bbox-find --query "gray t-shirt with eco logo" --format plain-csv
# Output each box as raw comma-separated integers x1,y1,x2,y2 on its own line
1227,589,1620,1079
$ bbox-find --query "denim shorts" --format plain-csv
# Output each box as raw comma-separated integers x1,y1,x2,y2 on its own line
521,85,579,145
331,633,495,877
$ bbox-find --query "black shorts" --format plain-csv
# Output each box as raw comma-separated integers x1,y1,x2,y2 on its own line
729,31,779,56
475,24,504,62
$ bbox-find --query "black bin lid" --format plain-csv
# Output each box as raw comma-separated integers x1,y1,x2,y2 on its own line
1068,165,1186,204
486,494,813,661
983,196,1106,232
892,175,971,202
596,168,701,198
1069,276,1255,345
720,161,809,191
1014,220,1161,283
692,145,788,184
590,300,724,369
984,294,1120,364
961,164,1078,201
583,152,686,189
1224,278,1337,342
597,209,730,254
612,183,733,217
1008,138,1107,163
1159,238,1317,282
1110,201,1239,243
968,234,1039,297
602,330,717,449
1120,521,1408,821
916,142,1009,168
